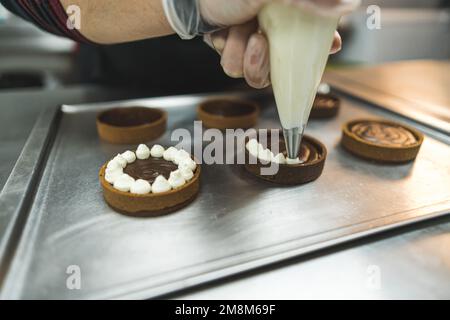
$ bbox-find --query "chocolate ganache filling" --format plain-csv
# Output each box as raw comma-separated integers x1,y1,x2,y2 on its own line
289,141,320,163
124,158,178,184
351,121,418,147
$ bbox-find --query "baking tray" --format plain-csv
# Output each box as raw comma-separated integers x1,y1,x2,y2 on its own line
1,91,450,299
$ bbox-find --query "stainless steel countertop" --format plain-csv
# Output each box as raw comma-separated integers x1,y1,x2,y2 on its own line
1,86,449,299
175,218,450,299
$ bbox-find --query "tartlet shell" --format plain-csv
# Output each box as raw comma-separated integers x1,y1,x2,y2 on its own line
99,161,200,217
244,134,327,185
341,119,424,163
310,93,341,119
198,98,260,130
96,107,167,144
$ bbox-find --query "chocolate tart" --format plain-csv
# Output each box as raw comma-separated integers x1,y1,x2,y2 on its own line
97,107,167,144
99,151,200,217
198,98,260,129
244,131,327,185
310,93,340,119
341,119,424,163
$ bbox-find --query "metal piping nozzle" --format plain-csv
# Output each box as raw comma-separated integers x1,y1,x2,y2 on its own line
283,126,305,159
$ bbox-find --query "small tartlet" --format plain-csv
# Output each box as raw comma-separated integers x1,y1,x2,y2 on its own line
310,93,341,119
341,119,424,163
99,144,200,216
244,130,327,185
198,98,260,129
96,107,167,144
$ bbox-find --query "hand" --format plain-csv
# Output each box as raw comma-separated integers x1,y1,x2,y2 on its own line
201,0,347,89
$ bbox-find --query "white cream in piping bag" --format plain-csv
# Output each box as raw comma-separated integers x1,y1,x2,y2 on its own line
259,2,340,157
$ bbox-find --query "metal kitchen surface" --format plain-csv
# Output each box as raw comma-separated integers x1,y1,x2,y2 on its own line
1,91,450,299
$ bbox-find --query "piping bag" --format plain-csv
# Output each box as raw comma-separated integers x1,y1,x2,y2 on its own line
258,0,359,159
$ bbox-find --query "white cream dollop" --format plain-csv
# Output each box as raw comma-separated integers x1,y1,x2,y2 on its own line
113,174,135,192
246,139,259,158
272,153,286,164
114,154,127,168
178,157,197,171
105,167,123,184
246,139,299,165
258,147,274,163
150,145,165,158
172,149,191,164
286,157,302,165
317,83,331,95
257,143,266,155
178,149,191,159
168,170,186,189
152,175,172,193
136,144,151,160
121,150,136,164
163,147,178,161
130,179,152,195
106,159,122,171
179,167,194,180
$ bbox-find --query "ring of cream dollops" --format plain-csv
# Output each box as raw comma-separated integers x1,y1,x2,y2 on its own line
104,144,197,195
246,139,302,165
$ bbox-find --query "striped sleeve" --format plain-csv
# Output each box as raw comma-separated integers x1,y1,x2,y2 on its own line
1,0,92,43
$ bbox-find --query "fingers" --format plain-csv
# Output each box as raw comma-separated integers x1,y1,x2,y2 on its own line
209,29,229,54
220,20,257,78
208,20,270,89
203,33,215,51
204,30,227,54
205,23,340,89
330,31,342,54
243,33,270,88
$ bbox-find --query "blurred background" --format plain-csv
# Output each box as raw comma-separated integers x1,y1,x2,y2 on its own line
336,0,450,64
0,0,448,91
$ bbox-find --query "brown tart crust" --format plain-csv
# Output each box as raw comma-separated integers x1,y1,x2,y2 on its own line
198,98,260,129
244,131,327,185
341,119,424,163
99,158,201,217
96,107,167,144
310,93,341,119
